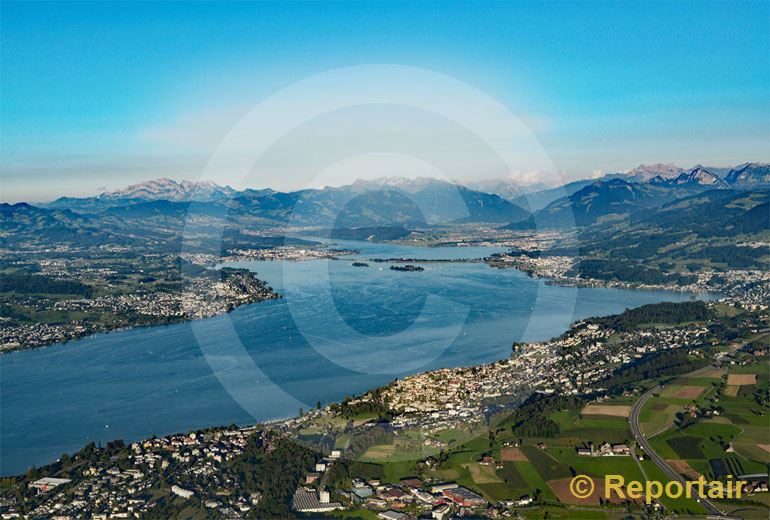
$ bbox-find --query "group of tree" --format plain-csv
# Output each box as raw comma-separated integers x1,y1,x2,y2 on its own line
592,301,711,332
0,273,93,297
225,436,320,519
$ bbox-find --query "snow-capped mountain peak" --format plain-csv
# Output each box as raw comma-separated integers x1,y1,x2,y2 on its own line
625,163,685,182
99,178,237,202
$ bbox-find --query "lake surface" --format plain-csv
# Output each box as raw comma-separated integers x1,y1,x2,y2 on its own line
0,240,711,475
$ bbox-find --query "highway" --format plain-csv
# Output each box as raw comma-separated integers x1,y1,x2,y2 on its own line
629,385,727,517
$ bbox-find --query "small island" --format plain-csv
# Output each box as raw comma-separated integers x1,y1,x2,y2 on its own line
351,262,369,267
390,264,424,272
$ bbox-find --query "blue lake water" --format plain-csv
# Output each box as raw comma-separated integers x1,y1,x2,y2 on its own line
0,240,711,475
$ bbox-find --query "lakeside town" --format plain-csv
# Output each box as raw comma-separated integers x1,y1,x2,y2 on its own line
0,265,280,352
487,251,770,308
0,242,362,352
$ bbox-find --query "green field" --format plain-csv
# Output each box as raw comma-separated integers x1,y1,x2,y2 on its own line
520,446,572,481
496,461,556,501
548,407,631,445
641,359,769,491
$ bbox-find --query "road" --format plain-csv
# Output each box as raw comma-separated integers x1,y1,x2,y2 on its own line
629,331,769,520
629,384,727,517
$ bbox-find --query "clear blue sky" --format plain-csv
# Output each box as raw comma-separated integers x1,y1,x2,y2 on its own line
2,1,768,201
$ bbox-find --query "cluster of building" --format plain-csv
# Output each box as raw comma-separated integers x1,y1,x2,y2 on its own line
400,227,561,252
378,361,529,432
303,477,489,520
485,244,770,309
576,442,631,457
710,269,770,308
344,313,723,437
0,268,279,351
0,322,89,352
50,271,278,320
290,451,344,514
222,246,355,262
486,253,574,281
9,427,260,519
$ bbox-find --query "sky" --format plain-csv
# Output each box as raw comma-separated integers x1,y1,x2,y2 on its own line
1,1,768,202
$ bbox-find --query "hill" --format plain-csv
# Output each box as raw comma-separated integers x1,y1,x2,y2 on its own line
509,178,596,212
507,178,697,229
574,189,770,271
0,203,133,248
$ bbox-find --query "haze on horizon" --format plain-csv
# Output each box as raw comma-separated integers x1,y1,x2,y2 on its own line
1,1,768,203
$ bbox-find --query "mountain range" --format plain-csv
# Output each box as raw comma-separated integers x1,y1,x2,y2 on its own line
505,163,768,229
45,177,530,229
7,162,766,243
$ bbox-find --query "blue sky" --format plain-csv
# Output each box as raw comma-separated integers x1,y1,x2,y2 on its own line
2,1,768,201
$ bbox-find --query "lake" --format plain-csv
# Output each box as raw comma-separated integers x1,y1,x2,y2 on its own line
0,240,710,475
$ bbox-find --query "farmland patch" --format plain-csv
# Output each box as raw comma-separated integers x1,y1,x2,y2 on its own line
726,374,757,386
581,404,631,418
666,437,705,459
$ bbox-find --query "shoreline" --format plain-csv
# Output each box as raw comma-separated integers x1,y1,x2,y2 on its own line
2,253,721,355
0,293,283,355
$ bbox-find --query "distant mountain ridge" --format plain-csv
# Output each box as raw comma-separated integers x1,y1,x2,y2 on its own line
500,162,767,229
478,162,766,211
621,163,685,182
465,177,551,204
650,166,730,189
505,173,737,230
36,161,770,231
47,176,529,227
507,178,685,229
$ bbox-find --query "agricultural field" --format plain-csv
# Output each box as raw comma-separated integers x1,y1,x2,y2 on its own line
546,404,633,445
639,368,725,436
660,384,707,399
581,404,631,417
500,446,528,461
716,361,770,464
637,359,769,514
639,401,680,437
640,461,708,515
412,397,645,506
727,374,758,386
